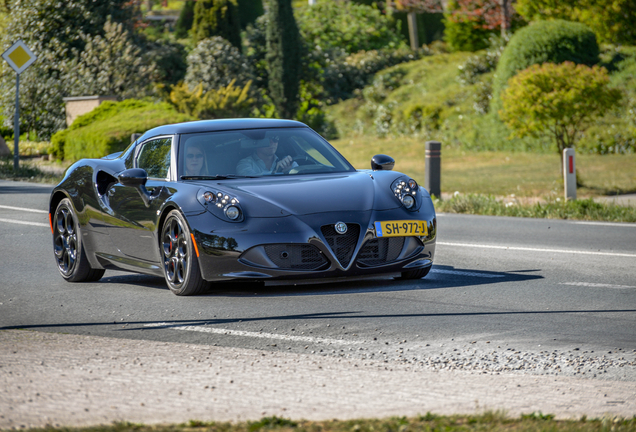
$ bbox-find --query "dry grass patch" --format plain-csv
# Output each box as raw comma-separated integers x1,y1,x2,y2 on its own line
330,136,636,198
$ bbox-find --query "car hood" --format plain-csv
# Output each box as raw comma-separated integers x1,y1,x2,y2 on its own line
221,171,401,217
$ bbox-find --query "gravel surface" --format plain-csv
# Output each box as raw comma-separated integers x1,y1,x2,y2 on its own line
1,330,635,430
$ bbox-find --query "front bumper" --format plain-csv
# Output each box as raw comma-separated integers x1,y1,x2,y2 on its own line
190,209,436,282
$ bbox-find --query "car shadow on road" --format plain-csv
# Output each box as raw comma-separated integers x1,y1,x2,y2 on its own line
91,264,544,297
205,264,544,297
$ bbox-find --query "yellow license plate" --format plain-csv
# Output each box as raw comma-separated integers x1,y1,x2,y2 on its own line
374,220,428,237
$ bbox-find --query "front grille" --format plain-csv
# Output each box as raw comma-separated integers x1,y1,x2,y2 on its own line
357,237,406,267
263,244,328,270
321,224,360,268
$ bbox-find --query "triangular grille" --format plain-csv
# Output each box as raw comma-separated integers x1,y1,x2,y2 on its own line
321,224,360,268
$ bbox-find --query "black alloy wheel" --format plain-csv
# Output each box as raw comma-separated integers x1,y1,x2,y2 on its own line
53,198,104,282
161,210,208,296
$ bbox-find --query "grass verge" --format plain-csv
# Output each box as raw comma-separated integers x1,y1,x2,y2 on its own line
331,136,636,198
436,194,636,222
0,158,63,184
5,413,636,432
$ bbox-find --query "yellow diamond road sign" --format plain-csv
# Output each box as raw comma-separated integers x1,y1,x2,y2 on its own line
2,40,37,74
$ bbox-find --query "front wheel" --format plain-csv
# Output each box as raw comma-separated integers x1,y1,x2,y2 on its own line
53,198,105,282
161,210,208,296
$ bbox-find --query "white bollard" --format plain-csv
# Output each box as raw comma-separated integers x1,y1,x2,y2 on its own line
563,148,576,201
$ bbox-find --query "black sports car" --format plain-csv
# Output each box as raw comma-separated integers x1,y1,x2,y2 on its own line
49,119,436,295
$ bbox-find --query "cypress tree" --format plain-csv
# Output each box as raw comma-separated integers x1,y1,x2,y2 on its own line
192,0,242,49
174,0,195,39
266,0,302,119
237,0,264,29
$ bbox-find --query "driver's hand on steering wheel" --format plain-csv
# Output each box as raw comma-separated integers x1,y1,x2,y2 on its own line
275,155,293,172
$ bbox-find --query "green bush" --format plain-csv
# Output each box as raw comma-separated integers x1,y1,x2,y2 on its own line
185,36,255,93
492,19,599,112
145,38,187,86
295,1,406,54
168,80,256,119
320,48,423,102
50,100,194,161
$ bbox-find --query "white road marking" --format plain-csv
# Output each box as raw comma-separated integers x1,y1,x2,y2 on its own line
560,282,636,289
437,242,636,258
574,221,636,228
0,205,47,214
144,323,363,345
431,269,504,278
0,217,49,228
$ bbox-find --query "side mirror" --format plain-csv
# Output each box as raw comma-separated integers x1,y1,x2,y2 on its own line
118,168,155,207
371,154,395,171
118,168,148,187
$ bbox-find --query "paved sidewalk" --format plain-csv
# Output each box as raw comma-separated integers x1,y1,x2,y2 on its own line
1,330,635,429
593,194,636,207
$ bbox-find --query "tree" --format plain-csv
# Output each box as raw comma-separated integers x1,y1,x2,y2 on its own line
174,0,195,39
191,0,242,48
73,18,154,99
391,0,444,50
500,62,621,171
237,0,264,29
515,0,636,45
296,1,406,54
0,0,136,139
444,0,521,52
184,36,254,93
266,0,302,119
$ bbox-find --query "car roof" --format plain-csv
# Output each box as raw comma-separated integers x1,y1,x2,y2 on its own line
137,118,308,142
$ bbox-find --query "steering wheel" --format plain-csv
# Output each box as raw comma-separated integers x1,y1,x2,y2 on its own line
280,156,315,174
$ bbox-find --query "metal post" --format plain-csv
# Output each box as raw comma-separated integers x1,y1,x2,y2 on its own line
407,12,419,51
425,141,441,198
563,148,576,201
13,73,19,171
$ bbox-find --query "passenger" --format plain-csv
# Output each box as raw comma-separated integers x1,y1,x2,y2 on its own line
236,135,297,176
184,142,208,176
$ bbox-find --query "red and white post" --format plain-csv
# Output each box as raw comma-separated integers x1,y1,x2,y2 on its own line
563,148,576,201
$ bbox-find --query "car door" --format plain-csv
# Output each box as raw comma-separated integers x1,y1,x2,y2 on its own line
105,136,174,263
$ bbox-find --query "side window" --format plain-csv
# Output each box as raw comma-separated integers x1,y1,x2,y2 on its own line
137,138,172,179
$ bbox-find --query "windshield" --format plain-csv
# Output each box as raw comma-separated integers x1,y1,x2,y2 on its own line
178,127,355,179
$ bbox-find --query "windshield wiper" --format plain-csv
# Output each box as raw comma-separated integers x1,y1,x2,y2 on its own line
180,174,258,180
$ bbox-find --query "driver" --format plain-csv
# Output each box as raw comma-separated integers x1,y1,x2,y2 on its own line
236,135,297,176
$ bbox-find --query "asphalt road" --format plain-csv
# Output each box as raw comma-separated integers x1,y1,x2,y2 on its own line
1,179,635,381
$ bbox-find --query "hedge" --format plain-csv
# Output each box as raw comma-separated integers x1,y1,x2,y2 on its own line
51,100,195,161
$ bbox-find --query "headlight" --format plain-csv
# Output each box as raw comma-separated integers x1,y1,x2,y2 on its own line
225,206,241,220
202,191,216,204
391,178,420,211
402,194,415,209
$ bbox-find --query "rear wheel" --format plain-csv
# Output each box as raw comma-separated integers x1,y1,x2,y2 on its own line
53,198,105,282
161,210,208,296
398,265,431,280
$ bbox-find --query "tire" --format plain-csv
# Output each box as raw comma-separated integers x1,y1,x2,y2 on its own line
398,265,432,280
53,198,105,282
160,210,208,296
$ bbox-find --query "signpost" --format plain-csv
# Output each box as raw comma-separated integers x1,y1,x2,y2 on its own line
2,40,37,170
